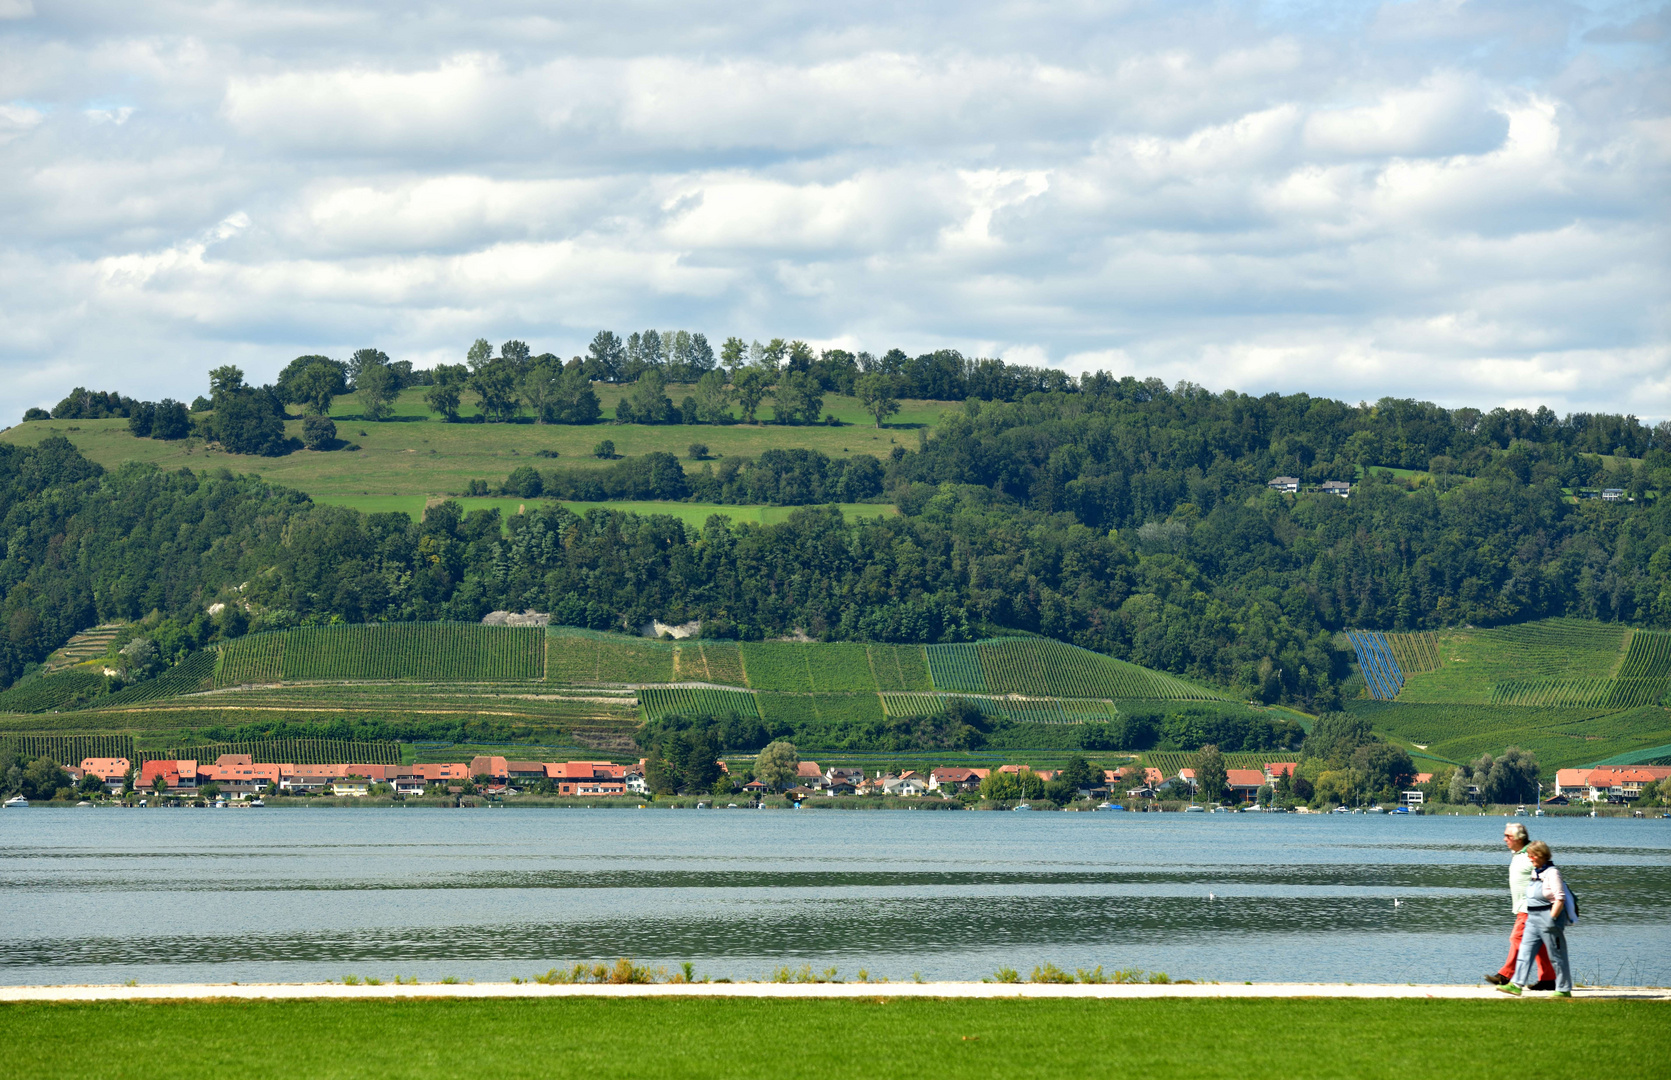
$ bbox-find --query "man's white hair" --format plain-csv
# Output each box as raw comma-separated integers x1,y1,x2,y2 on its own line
1505,822,1529,841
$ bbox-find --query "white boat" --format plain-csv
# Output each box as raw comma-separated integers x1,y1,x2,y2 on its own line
248,798,264,807
1209,806,1229,813
1095,803,1126,811
1012,803,1033,811
1184,804,1206,813
4,795,26,808
1366,806,1385,814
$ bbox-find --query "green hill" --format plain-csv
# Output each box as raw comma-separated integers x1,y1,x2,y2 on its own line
1,623,1263,759
1344,619,1671,770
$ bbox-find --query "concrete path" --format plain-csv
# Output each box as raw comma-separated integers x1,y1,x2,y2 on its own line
1,982,1665,1002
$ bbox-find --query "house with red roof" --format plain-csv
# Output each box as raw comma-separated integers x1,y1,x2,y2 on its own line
79,757,131,793
138,759,198,794
200,754,281,797
1559,766,1670,802
1264,762,1297,782
929,767,985,793
469,756,509,782
543,761,627,796
1225,768,1267,802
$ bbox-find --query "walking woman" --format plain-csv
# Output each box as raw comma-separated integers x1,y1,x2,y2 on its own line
1499,840,1573,997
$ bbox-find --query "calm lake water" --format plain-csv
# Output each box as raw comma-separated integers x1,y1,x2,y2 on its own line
3,807,1668,986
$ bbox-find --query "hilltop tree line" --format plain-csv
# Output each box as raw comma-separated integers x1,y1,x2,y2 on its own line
8,364,1671,705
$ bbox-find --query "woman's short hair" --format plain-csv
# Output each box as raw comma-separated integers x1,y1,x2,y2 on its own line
1505,823,1529,841
1525,840,1552,864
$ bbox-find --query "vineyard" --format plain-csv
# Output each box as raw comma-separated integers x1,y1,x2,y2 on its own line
1345,631,1404,699
546,628,675,684
0,670,107,713
973,639,1222,700
638,686,761,724
137,739,401,766
1618,630,1671,678
1487,677,1669,709
1384,632,1442,675
925,644,987,693
1393,618,1638,704
736,643,877,692
756,692,886,727
878,691,1118,725
1347,698,1671,770
0,733,136,764
93,652,218,707
868,645,932,691
215,624,547,685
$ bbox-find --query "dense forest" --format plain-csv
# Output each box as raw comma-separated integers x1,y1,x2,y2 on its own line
6,360,1671,707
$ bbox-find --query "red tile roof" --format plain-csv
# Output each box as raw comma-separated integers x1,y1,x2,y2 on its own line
1225,769,1266,788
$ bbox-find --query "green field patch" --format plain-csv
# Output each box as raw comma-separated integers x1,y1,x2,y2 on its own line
213,624,546,684
1,391,951,505
971,639,1227,700
546,629,675,685
638,686,760,723
867,645,931,691
694,642,747,686
737,644,814,692
1352,698,1671,770
7,996,1661,1080
756,692,885,727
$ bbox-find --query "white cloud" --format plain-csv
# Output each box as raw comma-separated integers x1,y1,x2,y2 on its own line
0,0,1664,420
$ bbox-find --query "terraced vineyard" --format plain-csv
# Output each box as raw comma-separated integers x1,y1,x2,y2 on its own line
638,686,761,724
42,624,123,673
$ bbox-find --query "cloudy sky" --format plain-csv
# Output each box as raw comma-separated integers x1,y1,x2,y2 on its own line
1,0,1667,421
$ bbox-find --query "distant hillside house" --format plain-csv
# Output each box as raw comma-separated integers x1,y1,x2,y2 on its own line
1320,480,1351,498
1268,476,1300,493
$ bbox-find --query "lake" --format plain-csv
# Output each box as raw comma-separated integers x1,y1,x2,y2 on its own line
2,807,1667,986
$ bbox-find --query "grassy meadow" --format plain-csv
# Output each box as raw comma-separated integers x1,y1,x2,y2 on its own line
0,998,1661,1080
0,384,951,504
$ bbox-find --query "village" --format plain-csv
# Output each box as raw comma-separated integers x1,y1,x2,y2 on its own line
32,754,1671,811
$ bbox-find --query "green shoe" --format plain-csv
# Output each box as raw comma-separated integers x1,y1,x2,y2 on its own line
1550,990,1571,998
1496,984,1522,995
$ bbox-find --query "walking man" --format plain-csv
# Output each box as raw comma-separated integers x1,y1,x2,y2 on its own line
1485,822,1555,987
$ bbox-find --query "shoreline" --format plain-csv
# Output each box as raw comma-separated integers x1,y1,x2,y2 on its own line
2,982,1666,1002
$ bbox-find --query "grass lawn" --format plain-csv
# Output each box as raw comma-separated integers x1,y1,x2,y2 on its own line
0,998,1659,1080
1,387,951,503
310,494,899,528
